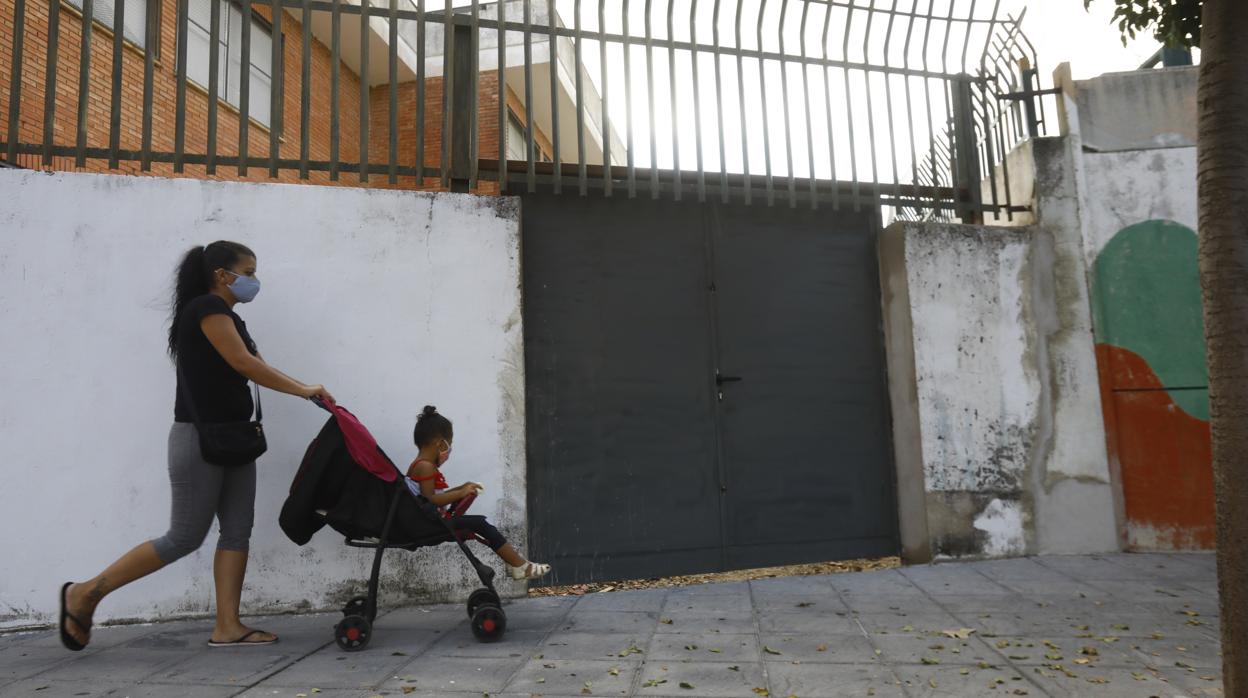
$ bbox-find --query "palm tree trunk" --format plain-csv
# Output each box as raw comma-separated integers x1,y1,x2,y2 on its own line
1197,0,1248,694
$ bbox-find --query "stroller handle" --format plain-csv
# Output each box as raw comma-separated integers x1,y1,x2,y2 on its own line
310,396,333,412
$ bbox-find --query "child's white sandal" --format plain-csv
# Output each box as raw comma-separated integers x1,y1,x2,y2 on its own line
509,562,551,580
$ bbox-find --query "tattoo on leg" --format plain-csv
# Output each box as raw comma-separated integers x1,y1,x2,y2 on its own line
86,579,106,606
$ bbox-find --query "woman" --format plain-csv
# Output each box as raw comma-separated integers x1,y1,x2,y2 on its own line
59,241,334,650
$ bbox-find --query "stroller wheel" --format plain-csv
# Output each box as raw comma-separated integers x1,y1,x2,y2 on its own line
342,596,369,617
471,603,507,643
466,588,502,618
335,614,372,652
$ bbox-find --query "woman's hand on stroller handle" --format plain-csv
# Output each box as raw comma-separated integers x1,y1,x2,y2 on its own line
302,384,336,406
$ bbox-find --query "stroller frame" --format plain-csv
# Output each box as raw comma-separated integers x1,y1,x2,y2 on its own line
311,401,508,652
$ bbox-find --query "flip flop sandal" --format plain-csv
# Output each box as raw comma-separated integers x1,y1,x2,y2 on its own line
207,629,279,648
58,582,91,652
509,562,551,580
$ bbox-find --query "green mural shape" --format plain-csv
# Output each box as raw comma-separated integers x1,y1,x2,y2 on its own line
1092,219,1209,421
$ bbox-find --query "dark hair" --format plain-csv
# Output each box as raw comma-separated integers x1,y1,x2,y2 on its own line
168,241,256,358
413,405,454,447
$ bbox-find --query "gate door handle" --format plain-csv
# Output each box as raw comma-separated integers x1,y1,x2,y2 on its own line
715,372,743,386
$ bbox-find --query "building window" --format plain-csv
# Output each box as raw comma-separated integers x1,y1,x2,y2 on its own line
65,0,151,50
185,0,276,127
506,110,528,162
506,109,553,163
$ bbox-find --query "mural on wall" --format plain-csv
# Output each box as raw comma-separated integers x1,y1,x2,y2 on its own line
1090,220,1214,550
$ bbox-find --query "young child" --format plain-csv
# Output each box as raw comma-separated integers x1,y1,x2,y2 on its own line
406,405,550,581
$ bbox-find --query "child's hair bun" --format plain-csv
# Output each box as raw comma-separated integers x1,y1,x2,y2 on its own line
419,405,438,420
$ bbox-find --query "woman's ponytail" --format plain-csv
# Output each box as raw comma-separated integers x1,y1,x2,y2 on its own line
168,246,210,359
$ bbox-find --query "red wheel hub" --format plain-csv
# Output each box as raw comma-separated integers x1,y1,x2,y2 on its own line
482,619,497,633
346,627,361,641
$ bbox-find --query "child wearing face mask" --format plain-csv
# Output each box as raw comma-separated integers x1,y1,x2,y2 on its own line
405,405,551,581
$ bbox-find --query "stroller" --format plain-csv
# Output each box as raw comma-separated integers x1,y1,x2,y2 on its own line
279,399,506,651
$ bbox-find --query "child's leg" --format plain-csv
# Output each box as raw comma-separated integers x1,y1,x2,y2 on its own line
451,516,517,562
451,516,549,578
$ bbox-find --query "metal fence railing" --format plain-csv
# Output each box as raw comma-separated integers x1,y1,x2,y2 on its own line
1,0,1051,215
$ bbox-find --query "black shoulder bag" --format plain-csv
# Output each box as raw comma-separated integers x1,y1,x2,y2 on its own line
177,363,268,466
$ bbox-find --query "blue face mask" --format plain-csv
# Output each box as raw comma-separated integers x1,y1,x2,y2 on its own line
223,270,261,303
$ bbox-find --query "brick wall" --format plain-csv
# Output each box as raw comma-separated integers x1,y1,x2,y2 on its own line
0,0,506,193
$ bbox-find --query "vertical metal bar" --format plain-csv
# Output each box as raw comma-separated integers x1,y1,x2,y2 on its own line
1021,66,1039,138
920,0,937,216
497,0,507,193
450,22,475,190
239,0,253,175
331,0,342,179
491,0,501,191
269,0,282,177
207,0,222,174
574,0,586,195
522,0,535,192
623,0,635,197
777,0,794,208
5,0,24,166
299,0,311,178
880,0,902,211
711,0,727,203
859,4,879,210
644,0,656,198
951,73,981,222
439,0,452,188
173,0,188,172
76,0,96,168
469,0,480,191
387,0,398,184
840,3,859,210
689,0,704,202
546,0,561,193
107,0,125,169
798,0,814,209
960,0,983,70
733,0,749,204
899,0,920,215
755,0,772,205
415,0,425,185
820,0,837,209
43,0,61,166
599,0,611,196
666,0,680,201
361,0,372,183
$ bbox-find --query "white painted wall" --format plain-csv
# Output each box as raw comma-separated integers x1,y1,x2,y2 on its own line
904,226,1040,496
1080,147,1199,261
0,169,526,629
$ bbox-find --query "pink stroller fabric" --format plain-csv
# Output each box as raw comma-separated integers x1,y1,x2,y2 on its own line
322,401,397,483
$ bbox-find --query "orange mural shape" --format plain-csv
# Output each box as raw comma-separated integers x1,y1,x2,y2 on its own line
1095,344,1215,550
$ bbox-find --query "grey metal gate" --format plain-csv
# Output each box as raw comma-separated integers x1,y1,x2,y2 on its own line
523,193,896,584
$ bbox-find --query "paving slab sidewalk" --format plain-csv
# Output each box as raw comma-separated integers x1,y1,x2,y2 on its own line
0,553,1223,697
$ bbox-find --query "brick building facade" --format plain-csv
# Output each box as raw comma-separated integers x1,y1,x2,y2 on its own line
0,0,562,193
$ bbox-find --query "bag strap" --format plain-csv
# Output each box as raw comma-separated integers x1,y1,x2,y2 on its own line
177,360,262,424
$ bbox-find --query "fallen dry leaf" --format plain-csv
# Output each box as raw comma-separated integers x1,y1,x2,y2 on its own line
816,644,828,652
942,628,976,639
528,557,901,596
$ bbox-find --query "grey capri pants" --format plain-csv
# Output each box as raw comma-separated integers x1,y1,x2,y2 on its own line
151,422,257,563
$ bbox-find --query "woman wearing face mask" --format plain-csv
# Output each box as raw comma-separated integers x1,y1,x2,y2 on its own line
58,241,335,651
